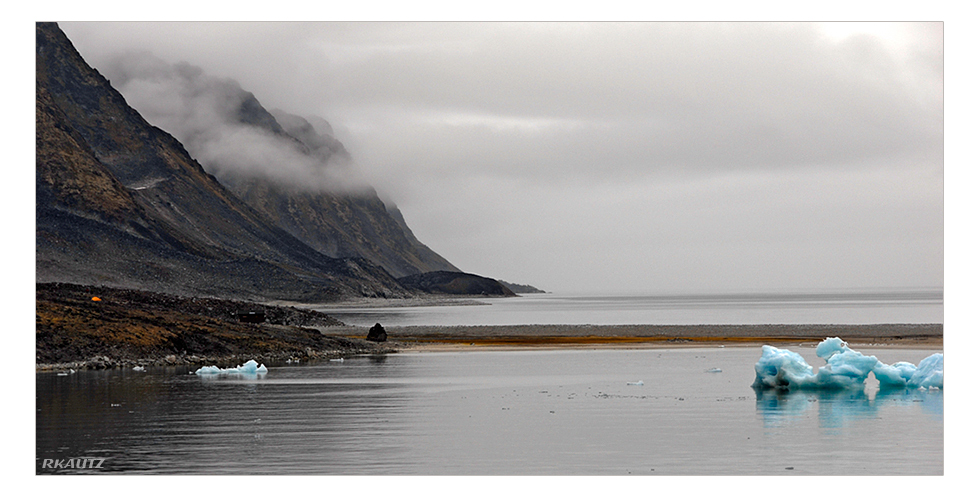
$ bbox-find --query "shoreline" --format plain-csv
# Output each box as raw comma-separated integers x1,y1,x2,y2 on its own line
324,323,944,351
35,283,942,371
36,331,942,372
35,323,942,372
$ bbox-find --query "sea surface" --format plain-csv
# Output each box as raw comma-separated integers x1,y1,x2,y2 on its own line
36,346,943,475
320,288,944,327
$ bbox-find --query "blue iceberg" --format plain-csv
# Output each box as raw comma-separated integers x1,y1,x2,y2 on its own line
195,359,268,375
873,353,943,389
752,337,942,390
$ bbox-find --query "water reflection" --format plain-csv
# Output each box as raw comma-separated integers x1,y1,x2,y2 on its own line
755,387,944,428
366,355,389,365
38,349,943,475
36,363,419,474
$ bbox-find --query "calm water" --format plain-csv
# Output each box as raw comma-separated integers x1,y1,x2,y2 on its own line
36,347,943,475
320,289,943,327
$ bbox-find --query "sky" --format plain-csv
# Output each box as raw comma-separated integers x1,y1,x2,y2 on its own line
56,21,944,295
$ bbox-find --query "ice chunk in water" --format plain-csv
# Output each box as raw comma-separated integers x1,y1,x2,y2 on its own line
908,353,943,389
872,361,918,388
816,345,881,389
753,337,943,390
195,359,268,375
752,346,817,389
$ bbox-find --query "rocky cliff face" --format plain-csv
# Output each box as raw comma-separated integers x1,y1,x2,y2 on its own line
397,271,516,296
227,177,460,278
36,22,410,301
222,109,460,278
88,45,461,280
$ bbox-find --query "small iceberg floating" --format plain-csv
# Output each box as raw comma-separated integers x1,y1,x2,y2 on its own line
752,337,943,390
195,359,268,375
706,368,723,373
133,366,146,372
626,380,644,386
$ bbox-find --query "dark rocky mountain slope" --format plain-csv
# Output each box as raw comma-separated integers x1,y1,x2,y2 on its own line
498,280,546,294
397,271,516,296
227,177,461,278
36,22,410,301
81,38,460,281
222,109,460,278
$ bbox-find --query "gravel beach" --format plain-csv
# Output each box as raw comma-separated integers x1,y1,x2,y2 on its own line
321,323,944,350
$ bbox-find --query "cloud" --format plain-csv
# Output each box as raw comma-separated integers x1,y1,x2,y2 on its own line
60,22,944,293
98,51,367,193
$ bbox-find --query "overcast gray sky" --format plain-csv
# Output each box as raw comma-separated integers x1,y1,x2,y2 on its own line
58,21,944,294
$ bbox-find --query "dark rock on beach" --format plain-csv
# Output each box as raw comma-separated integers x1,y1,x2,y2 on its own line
366,323,388,342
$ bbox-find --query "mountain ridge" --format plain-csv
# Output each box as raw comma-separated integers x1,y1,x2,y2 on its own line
36,22,523,301
218,106,460,278
36,21,410,301
87,44,462,280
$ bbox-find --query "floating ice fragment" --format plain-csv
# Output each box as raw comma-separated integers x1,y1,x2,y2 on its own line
706,368,723,373
627,380,644,386
132,366,145,372
752,346,817,389
330,358,344,362
195,359,268,375
752,338,942,390
817,345,880,389
908,353,943,389
872,361,918,388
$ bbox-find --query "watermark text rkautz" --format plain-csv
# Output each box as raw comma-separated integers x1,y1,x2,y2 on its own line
38,458,106,470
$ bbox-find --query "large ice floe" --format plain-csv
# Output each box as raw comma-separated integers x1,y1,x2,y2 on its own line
752,337,942,390
195,359,268,375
